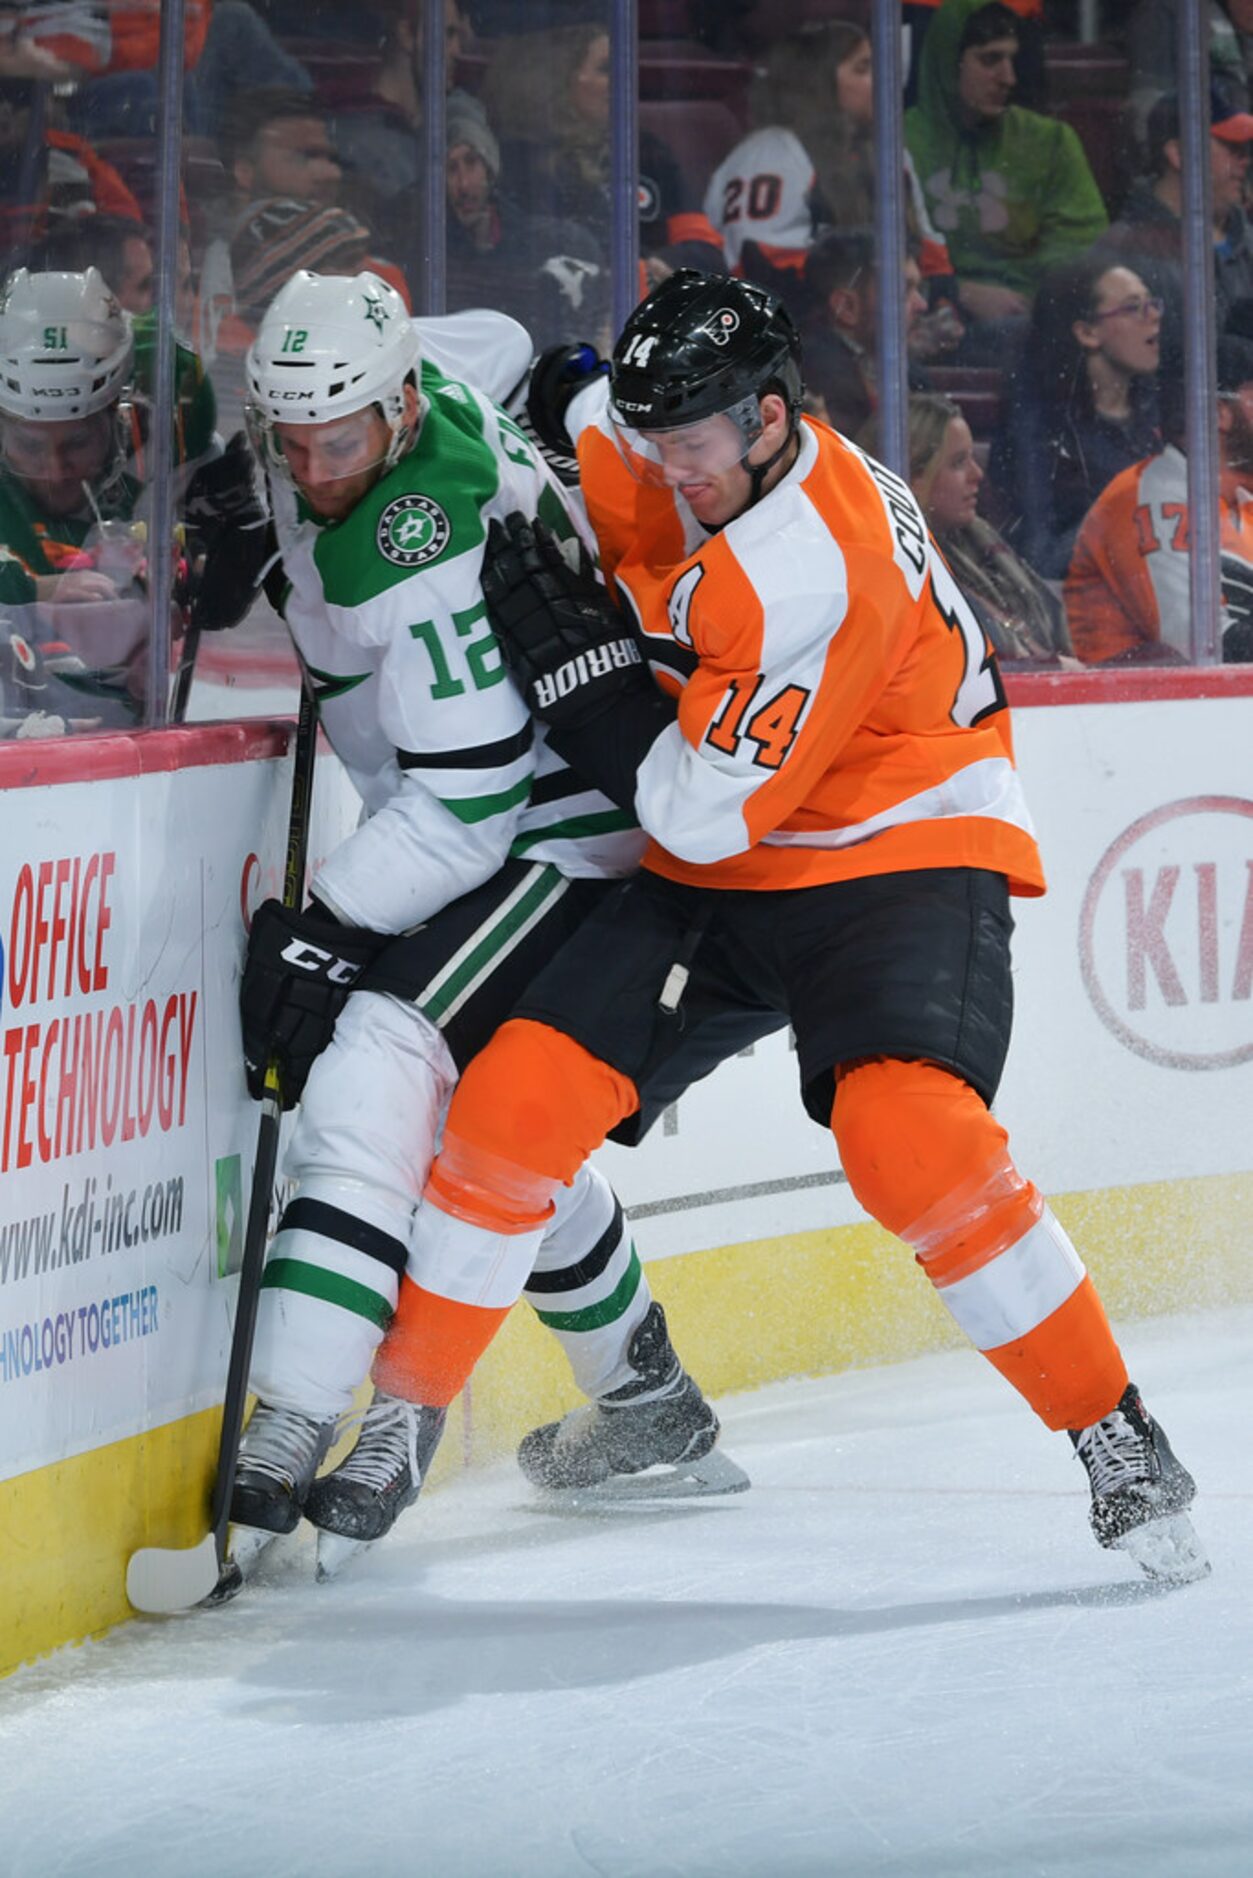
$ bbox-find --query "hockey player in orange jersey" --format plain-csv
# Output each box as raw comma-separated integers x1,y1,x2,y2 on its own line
312,271,1207,1583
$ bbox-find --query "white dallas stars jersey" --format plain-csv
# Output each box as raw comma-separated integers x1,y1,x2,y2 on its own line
269,356,643,935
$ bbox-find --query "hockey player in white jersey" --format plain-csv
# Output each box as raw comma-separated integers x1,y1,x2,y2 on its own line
230,271,744,1581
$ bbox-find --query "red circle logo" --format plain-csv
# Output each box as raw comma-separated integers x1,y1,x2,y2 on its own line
1079,796,1253,1069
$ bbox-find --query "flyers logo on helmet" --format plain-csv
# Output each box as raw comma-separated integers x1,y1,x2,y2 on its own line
694,308,741,347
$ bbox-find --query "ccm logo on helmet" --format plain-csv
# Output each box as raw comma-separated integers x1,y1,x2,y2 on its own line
694,308,741,347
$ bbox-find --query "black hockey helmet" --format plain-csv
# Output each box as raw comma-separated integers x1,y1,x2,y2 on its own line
609,270,804,434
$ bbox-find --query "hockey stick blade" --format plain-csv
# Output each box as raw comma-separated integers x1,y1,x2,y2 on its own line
126,1533,221,1614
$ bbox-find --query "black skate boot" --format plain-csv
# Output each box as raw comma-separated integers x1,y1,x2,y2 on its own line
1070,1383,1209,1584
230,1400,336,1535
518,1302,749,1498
304,1392,448,1562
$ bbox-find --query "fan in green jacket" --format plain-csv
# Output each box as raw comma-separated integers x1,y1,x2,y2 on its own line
905,0,1108,320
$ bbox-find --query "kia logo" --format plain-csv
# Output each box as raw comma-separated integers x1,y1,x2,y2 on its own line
1079,796,1253,1069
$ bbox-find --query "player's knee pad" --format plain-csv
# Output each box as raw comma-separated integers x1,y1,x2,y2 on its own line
288,991,457,1204
449,1018,638,1185
832,1057,1019,1243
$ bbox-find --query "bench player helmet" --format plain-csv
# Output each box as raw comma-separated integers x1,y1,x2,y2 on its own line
245,270,421,484
0,268,134,497
608,270,804,507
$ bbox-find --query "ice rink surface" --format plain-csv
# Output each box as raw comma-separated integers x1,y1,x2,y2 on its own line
3,1306,1250,1878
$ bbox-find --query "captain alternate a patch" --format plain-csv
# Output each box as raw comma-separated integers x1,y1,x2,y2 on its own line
377,493,452,568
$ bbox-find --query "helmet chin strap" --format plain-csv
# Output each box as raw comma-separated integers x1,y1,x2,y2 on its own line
702,418,800,533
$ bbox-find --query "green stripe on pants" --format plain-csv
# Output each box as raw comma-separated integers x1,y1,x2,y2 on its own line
532,1250,643,1333
261,1257,394,1329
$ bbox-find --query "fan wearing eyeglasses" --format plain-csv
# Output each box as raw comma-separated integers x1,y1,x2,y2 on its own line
1065,331,1253,665
987,252,1164,578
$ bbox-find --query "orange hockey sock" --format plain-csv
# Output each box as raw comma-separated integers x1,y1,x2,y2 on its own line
373,1279,510,1408
833,1058,1127,1430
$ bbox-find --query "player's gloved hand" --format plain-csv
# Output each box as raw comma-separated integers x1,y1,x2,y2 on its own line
1220,550,1253,662
525,343,609,456
182,431,266,538
482,512,648,731
239,898,388,1107
182,432,273,630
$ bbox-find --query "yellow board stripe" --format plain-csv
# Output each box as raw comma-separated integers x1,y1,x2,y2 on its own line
4,1170,1252,1677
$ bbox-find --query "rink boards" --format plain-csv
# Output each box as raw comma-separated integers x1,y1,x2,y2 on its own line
2,672,1251,1673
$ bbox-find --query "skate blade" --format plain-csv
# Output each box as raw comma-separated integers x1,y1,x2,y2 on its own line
201,1526,282,1605
315,1530,376,1582
542,1448,751,1506
1115,1511,1211,1585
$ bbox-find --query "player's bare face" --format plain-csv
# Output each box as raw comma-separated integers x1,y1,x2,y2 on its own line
275,408,393,521
635,394,794,527
1,412,114,515
923,417,982,530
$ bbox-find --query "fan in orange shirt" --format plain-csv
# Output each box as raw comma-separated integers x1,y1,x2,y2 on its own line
311,273,1207,1586
1067,332,1253,665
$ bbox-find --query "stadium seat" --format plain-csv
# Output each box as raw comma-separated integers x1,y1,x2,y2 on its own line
639,97,746,209
925,366,1007,440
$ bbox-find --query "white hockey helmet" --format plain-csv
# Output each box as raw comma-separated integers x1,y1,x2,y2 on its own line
0,267,134,422
245,270,421,482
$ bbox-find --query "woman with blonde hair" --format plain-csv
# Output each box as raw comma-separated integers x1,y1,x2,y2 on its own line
885,393,1076,664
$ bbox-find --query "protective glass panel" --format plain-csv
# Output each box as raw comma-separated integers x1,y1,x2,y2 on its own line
453,4,614,354
0,18,177,733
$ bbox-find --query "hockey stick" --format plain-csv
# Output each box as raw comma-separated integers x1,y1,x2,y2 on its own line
126,683,318,1614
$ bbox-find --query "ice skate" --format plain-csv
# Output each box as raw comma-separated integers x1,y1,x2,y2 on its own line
304,1394,448,1543
1071,1384,1209,1584
518,1302,750,1501
230,1400,336,1536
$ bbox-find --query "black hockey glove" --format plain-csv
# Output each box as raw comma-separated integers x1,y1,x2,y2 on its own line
239,898,389,1108
483,512,648,731
482,513,676,810
525,342,609,457
1220,549,1253,662
182,432,273,631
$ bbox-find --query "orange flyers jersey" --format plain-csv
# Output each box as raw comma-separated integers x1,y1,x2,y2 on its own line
1066,444,1253,664
568,387,1045,897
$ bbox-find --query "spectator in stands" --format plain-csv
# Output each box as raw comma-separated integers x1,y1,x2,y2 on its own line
63,2,311,144
0,77,144,267
989,253,1164,579
1102,88,1253,332
801,230,933,437
1065,334,1253,665
329,0,483,268
201,89,407,381
889,391,1074,663
481,21,724,283
445,107,609,353
904,0,1108,348
704,20,952,313
218,87,344,214
1127,0,1253,148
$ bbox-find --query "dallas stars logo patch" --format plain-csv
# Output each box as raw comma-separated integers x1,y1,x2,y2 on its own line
377,494,451,568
